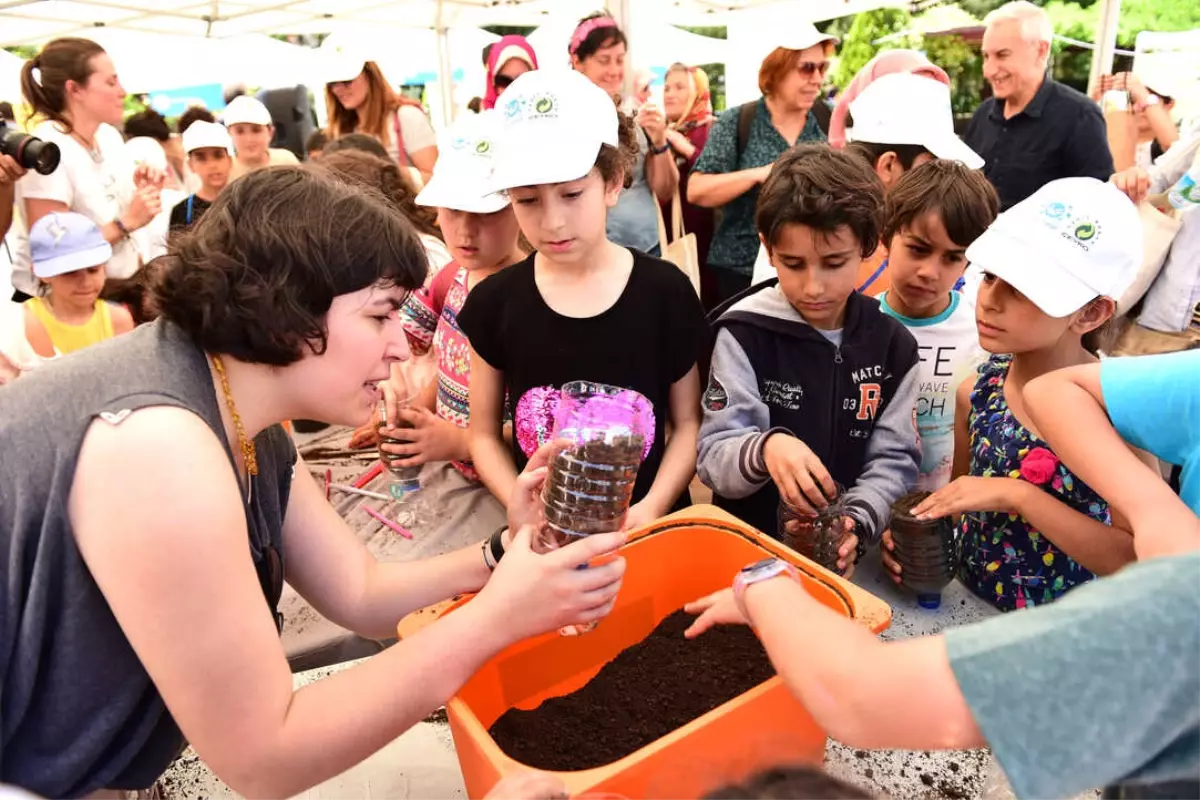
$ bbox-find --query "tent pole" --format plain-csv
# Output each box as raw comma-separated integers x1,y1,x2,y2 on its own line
434,0,454,127
1087,0,1122,91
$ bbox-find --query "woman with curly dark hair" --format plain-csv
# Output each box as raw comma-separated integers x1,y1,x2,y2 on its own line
0,166,625,799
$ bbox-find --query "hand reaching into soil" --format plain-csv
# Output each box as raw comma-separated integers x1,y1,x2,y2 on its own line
483,770,569,800
476,525,627,641
763,433,837,515
683,588,747,638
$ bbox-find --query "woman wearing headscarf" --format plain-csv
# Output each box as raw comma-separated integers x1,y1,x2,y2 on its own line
828,49,950,150
483,35,538,111
662,63,718,307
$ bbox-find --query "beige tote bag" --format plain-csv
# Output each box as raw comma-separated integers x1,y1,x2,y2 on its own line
656,190,701,297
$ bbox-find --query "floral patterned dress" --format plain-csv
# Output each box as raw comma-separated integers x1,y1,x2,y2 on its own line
959,355,1109,611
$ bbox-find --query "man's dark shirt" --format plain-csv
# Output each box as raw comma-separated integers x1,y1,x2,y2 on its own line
965,76,1114,210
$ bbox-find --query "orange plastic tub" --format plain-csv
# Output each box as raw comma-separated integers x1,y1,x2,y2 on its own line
397,505,891,799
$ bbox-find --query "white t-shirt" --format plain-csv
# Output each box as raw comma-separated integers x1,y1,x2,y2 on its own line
385,106,437,167
750,242,775,286
12,121,138,294
879,290,986,492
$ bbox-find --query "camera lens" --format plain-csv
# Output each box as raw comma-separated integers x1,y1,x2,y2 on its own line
1,129,62,175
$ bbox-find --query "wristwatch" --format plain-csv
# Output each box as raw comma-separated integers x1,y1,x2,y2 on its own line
733,557,799,610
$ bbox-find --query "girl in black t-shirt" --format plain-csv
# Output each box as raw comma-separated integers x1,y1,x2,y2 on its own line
458,69,708,530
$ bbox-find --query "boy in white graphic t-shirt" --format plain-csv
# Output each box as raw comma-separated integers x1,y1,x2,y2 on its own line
876,160,999,490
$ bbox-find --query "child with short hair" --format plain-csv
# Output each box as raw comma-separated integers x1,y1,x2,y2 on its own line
378,111,527,489
876,160,999,491
895,177,1151,610
697,144,921,575
458,70,707,528
223,95,299,179
750,74,985,295
169,121,233,236
23,211,134,357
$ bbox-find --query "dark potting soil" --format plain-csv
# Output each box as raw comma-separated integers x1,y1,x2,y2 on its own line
488,609,776,771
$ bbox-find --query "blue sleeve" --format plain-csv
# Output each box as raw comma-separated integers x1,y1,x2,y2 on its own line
692,107,738,175
945,552,1200,799
1101,351,1200,469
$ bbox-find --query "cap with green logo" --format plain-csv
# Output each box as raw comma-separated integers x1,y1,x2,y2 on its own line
489,69,620,191
964,177,1144,318
416,110,510,214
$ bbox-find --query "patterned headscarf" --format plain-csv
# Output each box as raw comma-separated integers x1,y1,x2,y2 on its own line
668,65,715,133
484,35,539,111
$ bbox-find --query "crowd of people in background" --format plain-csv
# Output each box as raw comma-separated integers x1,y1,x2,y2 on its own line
0,2,1197,798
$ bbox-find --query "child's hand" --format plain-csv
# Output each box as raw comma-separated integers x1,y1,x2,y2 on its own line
622,500,661,533
380,407,468,466
348,405,382,450
507,439,564,534
764,433,837,515
1111,167,1151,205
880,528,903,585
835,517,858,579
912,476,1027,519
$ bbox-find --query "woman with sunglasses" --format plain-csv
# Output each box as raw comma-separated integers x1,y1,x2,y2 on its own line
483,35,538,110
689,25,838,303
324,51,439,185
0,166,626,799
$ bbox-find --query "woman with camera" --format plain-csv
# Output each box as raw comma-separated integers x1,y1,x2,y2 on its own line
10,37,161,302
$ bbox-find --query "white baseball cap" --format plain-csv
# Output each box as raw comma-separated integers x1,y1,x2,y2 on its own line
966,178,1144,318
30,212,113,279
773,22,839,52
848,73,984,169
416,111,509,214
222,95,272,127
182,120,233,154
489,69,619,191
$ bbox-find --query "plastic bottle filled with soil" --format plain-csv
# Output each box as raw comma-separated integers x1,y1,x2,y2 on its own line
379,396,422,500
776,483,846,572
541,381,651,552
889,491,959,609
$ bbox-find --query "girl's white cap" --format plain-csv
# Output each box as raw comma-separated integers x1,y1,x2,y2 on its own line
965,177,1143,317
416,111,510,214
489,70,619,191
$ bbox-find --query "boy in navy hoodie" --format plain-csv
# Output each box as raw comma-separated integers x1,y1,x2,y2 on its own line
698,145,921,576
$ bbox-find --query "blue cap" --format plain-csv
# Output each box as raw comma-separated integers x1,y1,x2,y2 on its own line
29,212,112,279
917,593,942,610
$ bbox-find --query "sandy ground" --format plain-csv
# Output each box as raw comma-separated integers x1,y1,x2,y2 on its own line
162,427,1097,798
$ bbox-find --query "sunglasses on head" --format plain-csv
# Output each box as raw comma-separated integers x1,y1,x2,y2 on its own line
797,61,832,78
493,74,516,90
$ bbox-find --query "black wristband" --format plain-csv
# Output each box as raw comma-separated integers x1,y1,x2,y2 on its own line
650,141,671,155
488,526,507,567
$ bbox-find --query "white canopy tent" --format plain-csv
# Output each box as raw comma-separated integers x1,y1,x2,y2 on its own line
1,0,925,124
0,48,23,108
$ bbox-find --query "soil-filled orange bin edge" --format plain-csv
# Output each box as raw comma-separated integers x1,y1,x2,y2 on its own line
396,504,892,799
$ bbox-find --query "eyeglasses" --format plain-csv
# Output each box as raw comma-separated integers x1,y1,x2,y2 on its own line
493,74,516,90
797,61,832,78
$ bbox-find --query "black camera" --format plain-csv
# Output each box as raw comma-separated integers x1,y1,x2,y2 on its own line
1,125,61,175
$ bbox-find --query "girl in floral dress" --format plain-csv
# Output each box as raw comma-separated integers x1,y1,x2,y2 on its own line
901,178,1154,611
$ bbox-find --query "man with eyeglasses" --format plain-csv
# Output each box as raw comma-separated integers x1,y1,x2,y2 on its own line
965,0,1113,210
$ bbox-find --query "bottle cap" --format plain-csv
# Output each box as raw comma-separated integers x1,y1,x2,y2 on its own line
917,593,942,610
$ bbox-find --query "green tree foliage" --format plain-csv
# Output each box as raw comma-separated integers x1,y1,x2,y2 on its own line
831,8,914,89
922,35,986,115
